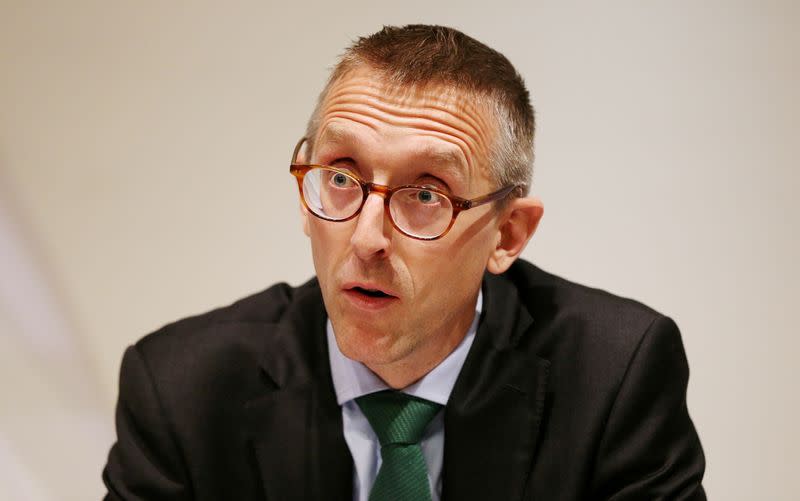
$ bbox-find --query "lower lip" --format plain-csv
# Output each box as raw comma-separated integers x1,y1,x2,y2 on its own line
342,289,399,310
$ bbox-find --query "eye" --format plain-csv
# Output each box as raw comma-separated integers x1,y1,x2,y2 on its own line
329,172,355,188
416,189,440,204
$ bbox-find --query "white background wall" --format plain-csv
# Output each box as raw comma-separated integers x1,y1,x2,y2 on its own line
1,1,797,499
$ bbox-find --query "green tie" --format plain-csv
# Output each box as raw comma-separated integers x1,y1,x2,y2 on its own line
355,390,443,501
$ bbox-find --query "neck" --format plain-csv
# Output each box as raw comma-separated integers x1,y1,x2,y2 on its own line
366,302,477,389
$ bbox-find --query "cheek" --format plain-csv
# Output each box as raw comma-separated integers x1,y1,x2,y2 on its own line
307,221,344,278
437,224,498,286
403,236,490,299
308,219,352,255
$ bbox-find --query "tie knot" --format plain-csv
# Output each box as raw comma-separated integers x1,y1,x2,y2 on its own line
355,390,442,446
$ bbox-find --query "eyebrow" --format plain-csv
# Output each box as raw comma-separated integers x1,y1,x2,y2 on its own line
316,124,360,151
414,146,468,186
423,147,465,169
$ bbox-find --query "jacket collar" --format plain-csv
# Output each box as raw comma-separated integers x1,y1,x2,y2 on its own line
243,281,353,500
442,271,550,500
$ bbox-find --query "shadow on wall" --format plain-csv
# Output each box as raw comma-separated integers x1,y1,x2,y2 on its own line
0,168,113,500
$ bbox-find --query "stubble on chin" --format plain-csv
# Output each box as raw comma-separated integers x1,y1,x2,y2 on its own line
332,316,412,366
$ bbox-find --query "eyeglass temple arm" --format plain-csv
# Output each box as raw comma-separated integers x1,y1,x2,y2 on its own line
463,184,522,209
292,137,309,163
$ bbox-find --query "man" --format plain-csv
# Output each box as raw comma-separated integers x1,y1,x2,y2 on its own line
103,25,705,500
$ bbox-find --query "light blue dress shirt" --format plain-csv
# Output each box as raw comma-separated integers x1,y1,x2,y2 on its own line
326,291,482,501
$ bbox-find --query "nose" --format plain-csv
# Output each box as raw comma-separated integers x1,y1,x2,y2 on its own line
350,192,392,260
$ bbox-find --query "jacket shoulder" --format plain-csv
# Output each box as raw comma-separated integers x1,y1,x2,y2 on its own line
140,278,314,340
114,278,323,434
130,278,320,372
507,259,665,332
503,259,678,381
503,264,705,498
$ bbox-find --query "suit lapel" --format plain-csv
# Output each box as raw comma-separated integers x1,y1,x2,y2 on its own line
242,285,353,501
442,272,550,501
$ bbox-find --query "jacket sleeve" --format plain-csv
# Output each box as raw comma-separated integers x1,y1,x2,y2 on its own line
102,345,191,500
589,315,706,500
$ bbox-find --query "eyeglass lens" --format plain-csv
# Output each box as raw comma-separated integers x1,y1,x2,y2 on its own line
301,167,454,239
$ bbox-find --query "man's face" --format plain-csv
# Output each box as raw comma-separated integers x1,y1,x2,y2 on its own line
302,67,504,386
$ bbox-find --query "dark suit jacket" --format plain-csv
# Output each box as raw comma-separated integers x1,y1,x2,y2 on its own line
103,260,705,500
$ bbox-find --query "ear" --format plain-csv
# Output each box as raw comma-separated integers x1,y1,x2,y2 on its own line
486,196,544,274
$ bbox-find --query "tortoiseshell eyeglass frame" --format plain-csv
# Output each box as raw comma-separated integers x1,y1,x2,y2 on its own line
289,137,522,241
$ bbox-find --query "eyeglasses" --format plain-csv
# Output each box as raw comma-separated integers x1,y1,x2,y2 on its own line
289,137,521,240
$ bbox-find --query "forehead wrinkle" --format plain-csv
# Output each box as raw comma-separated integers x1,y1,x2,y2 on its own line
326,80,490,143
325,85,492,160
315,114,379,156
321,120,466,170
319,108,486,190
318,113,475,187
321,99,488,180
323,79,494,166
387,90,495,160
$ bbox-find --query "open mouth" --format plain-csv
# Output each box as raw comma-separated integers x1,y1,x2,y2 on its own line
341,283,399,309
351,286,392,298
342,281,400,309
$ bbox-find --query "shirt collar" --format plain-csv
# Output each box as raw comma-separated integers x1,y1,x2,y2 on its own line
327,290,482,407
